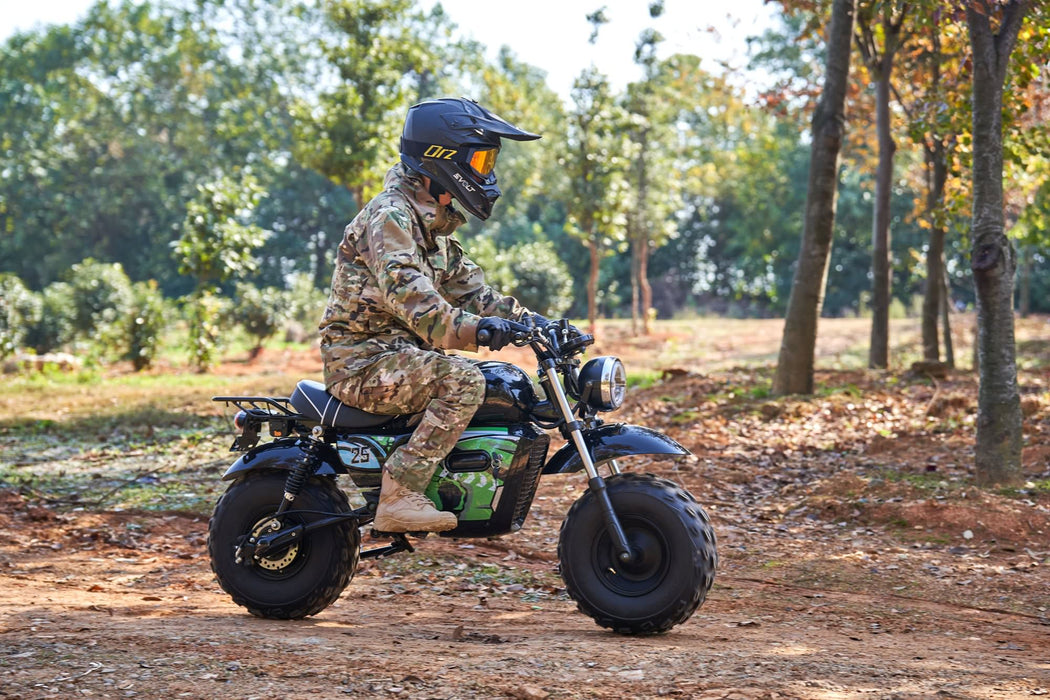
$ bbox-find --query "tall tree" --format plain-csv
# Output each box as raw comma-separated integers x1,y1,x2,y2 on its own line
564,68,628,335
855,1,909,369
773,0,857,396
292,0,432,210
175,175,267,371
624,5,682,335
966,0,1032,486
905,9,961,364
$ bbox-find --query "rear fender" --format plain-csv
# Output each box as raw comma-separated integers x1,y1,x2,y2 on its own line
542,423,690,475
220,439,347,481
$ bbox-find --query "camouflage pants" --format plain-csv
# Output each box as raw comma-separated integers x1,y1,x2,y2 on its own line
328,348,486,492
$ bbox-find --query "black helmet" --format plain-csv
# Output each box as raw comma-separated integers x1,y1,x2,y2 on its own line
400,97,540,221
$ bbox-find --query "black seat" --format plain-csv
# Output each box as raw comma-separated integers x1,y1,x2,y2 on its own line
290,380,396,429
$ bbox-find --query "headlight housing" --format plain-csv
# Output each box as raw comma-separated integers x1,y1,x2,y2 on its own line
578,356,627,411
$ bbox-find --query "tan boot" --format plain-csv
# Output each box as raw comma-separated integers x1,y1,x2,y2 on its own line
373,471,457,533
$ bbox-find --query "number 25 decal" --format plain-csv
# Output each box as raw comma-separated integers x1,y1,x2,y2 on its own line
343,444,372,464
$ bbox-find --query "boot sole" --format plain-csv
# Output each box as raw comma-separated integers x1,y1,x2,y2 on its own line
373,514,458,533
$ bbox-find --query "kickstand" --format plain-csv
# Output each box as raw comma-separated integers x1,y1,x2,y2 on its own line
360,532,415,560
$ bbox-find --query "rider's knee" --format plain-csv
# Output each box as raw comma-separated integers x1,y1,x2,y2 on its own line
438,362,485,406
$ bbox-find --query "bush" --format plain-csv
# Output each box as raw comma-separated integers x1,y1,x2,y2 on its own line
228,282,287,357
67,259,133,348
0,274,35,358
125,281,167,371
466,237,573,317
185,289,230,372
285,272,328,333
23,282,76,354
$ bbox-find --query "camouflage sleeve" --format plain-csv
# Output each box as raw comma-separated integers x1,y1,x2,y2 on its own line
362,206,481,351
442,237,529,320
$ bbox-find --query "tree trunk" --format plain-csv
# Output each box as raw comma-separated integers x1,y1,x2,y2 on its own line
630,236,640,337
868,68,895,369
1018,246,1031,318
587,238,600,336
639,240,652,335
921,140,949,362
772,0,857,396
941,266,955,369
967,1,1029,487
313,231,329,290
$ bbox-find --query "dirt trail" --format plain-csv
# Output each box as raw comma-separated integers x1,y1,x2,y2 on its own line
2,469,1048,700
3,318,1050,699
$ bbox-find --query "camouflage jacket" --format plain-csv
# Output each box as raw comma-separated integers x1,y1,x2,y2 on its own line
319,164,526,389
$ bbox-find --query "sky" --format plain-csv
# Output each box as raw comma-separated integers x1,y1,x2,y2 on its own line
0,0,779,100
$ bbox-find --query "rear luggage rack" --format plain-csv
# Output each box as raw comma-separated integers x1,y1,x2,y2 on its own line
212,395,302,417
213,395,309,451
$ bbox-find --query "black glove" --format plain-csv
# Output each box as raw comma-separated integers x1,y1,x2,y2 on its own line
524,312,550,329
476,317,513,351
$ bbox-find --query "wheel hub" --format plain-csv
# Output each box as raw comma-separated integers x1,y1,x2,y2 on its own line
596,519,669,596
616,529,663,579
248,517,300,571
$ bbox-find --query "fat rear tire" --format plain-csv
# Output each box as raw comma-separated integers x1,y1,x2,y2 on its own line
208,471,359,619
558,472,717,635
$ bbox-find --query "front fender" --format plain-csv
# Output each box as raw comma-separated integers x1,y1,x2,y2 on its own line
220,439,347,481
542,423,690,475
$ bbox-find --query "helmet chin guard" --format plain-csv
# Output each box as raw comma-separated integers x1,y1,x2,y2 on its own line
400,98,540,220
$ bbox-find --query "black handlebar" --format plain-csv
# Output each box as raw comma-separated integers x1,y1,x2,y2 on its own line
479,318,593,356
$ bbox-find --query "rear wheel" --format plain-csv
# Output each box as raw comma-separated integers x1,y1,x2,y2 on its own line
208,471,359,619
558,472,717,635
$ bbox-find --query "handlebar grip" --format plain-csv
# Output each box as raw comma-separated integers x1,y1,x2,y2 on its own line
476,328,492,345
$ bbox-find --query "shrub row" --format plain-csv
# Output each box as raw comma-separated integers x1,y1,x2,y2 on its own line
0,261,327,371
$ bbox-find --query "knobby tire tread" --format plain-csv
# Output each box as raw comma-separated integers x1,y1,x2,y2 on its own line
208,471,359,620
558,472,717,635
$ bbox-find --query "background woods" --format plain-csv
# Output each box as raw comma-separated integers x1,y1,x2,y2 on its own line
3,0,1048,324
1,0,1049,486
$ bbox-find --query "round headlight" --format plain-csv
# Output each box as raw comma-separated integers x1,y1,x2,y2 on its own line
579,356,627,411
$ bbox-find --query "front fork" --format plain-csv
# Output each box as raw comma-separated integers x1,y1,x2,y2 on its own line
542,364,634,563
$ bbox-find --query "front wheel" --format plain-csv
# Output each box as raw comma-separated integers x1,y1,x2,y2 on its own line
558,472,717,635
208,471,360,619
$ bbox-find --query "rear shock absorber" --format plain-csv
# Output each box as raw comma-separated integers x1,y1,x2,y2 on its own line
275,426,324,516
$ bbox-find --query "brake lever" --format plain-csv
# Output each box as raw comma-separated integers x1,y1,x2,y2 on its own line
509,319,539,347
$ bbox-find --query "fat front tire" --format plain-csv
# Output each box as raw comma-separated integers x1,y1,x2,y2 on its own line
558,472,717,635
208,471,360,619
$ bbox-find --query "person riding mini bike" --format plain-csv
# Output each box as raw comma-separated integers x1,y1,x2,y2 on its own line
318,97,544,533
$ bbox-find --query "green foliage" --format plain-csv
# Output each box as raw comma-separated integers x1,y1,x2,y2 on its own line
284,272,329,332
175,175,266,371
185,289,230,373
292,0,453,206
476,47,568,234
175,176,267,287
0,1,310,294
23,282,75,355
67,259,133,352
2,0,1049,341
0,274,33,357
466,237,572,317
125,281,167,371
228,282,288,353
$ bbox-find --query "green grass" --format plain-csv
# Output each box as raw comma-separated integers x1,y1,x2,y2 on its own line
876,468,952,492
627,368,663,390
817,381,863,398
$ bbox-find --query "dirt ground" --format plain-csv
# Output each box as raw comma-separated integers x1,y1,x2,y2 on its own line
2,318,1049,699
